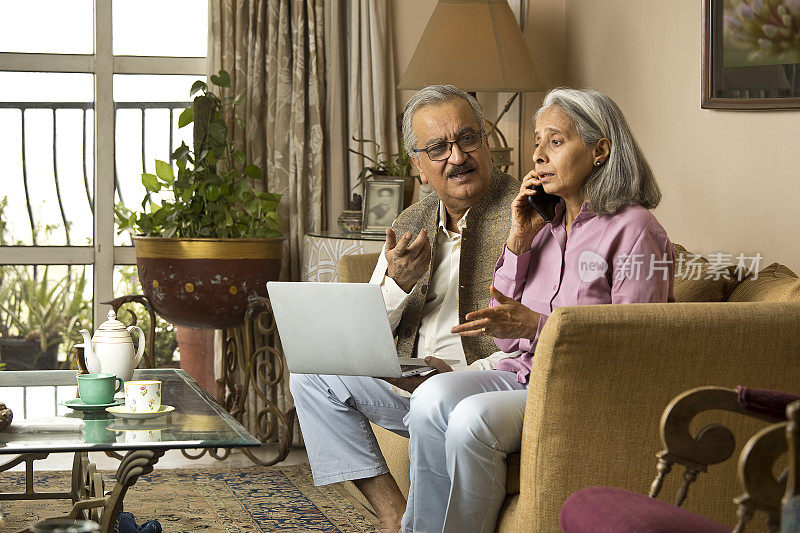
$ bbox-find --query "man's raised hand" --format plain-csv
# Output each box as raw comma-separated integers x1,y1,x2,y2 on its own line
385,227,431,293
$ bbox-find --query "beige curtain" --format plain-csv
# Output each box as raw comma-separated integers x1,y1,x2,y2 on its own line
208,0,397,447
324,0,398,227
209,0,325,281
209,0,324,445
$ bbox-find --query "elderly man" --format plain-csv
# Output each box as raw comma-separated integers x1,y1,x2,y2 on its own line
290,85,521,532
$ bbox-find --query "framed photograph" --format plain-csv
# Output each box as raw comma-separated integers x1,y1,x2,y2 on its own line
702,0,800,109
362,179,404,233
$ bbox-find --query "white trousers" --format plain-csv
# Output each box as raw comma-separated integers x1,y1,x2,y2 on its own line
290,370,527,533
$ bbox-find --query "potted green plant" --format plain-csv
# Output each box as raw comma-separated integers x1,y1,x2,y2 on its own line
115,70,283,331
0,265,89,371
349,139,424,208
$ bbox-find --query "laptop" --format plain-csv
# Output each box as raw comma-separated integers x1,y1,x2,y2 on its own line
267,281,458,378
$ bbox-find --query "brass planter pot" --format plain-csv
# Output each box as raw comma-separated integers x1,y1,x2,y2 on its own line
133,237,283,329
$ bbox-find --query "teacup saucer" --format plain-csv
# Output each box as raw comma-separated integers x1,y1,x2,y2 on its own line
61,398,124,412
105,405,175,420
109,419,171,431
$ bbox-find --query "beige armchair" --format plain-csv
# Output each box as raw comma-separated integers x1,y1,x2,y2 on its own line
336,249,800,532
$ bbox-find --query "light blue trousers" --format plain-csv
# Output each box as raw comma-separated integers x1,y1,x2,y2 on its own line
289,371,527,533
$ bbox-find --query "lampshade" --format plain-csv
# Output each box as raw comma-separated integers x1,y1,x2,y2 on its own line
398,0,544,92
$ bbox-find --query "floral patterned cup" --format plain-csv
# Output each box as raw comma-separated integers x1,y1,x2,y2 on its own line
123,380,161,413
123,428,162,442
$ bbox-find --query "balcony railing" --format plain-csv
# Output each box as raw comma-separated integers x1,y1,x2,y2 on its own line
0,101,191,247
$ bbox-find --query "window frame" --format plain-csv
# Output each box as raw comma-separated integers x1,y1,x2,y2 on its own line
0,1,207,328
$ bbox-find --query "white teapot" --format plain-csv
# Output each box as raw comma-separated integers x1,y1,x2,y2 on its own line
79,309,146,382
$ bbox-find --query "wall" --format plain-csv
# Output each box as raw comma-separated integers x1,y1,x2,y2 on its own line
391,0,800,271
562,0,800,271
391,0,437,109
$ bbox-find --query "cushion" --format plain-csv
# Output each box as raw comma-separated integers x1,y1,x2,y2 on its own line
560,487,731,533
337,252,380,284
672,244,739,302
727,262,800,303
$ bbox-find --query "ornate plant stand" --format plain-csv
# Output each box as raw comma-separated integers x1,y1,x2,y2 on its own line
216,296,296,466
106,295,296,466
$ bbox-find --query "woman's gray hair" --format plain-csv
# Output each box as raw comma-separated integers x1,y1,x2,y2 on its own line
402,85,485,157
534,88,661,214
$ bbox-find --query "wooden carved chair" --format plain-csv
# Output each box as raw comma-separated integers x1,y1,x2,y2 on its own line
560,386,800,533
783,401,800,532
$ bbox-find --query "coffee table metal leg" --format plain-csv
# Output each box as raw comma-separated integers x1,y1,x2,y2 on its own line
71,452,89,506
65,449,165,533
98,449,165,532
0,453,73,501
0,451,125,527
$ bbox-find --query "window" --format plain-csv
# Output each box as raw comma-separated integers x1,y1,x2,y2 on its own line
0,1,208,364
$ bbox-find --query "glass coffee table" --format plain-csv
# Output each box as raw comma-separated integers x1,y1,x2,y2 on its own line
0,369,260,532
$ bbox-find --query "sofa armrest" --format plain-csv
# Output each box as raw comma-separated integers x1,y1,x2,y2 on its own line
501,301,800,532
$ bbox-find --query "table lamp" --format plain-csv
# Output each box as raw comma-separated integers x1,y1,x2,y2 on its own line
398,0,545,169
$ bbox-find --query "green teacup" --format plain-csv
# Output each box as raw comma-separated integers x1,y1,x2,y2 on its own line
83,418,122,443
77,373,123,405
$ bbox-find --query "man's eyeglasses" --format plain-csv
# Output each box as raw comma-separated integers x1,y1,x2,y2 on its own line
412,131,484,161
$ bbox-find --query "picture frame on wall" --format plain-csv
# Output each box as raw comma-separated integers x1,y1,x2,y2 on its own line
362,179,404,234
702,0,800,110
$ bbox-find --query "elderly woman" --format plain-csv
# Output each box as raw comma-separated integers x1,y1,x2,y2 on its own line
405,88,674,532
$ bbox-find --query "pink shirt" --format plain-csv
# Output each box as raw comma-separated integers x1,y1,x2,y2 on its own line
492,201,675,383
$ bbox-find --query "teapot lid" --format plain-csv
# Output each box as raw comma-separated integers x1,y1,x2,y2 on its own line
93,309,133,343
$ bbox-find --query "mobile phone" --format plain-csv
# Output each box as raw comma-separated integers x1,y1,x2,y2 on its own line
527,185,560,223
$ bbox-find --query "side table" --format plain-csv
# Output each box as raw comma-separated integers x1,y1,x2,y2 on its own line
303,230,384,282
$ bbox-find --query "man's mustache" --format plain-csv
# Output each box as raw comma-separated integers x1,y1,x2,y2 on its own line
445,163,476,178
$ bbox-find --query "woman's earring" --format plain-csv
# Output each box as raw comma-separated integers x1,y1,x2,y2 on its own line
595,160,602,166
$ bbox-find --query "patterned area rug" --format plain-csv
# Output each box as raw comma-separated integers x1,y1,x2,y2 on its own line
0,464,379,532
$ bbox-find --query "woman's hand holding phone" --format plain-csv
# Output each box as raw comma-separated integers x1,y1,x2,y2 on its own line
507,170,548,255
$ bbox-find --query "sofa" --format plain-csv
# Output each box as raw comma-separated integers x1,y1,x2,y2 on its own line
336,244,800,532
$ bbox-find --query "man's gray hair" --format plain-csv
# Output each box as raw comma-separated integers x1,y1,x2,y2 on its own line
535,88,661,214
402,85,485,157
